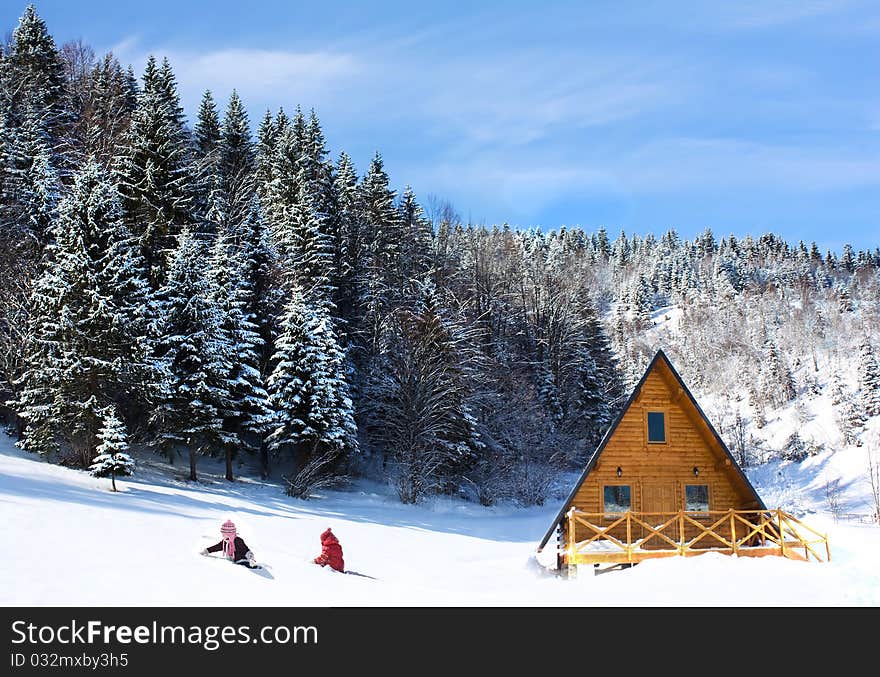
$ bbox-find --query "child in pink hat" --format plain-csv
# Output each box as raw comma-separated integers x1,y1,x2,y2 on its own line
201,520,258,568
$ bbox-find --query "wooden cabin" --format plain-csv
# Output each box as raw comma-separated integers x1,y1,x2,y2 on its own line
538,349,829,573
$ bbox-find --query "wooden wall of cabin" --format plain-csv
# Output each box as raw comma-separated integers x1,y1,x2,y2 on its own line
566,364,763,548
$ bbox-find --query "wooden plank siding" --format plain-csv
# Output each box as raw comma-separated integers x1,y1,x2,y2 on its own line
567,360,761,547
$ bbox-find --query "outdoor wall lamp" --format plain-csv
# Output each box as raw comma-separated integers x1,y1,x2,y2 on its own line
693,466,699,477
616,467,622,478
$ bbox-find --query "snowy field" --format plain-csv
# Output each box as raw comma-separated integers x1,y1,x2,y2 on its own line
1,430,879,607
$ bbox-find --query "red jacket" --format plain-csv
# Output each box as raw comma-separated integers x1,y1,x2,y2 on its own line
314,528,344,572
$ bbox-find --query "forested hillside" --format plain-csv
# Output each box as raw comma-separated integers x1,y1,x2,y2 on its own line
1,6,878,508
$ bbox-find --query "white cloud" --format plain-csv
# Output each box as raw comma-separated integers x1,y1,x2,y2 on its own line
99,17,880,232
403,135,880,228
707,1,851,29
402,151,617,226
617,137,880,193
171,48,360,94
108,38,361,112
106,35,142,59
411,51,683,150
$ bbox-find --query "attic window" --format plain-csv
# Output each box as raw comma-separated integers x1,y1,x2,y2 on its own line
647,411,666,443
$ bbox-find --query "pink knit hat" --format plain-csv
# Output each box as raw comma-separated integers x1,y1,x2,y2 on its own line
220,520,237,559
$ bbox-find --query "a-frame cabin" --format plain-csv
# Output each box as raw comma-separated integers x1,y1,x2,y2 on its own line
538,349,829,572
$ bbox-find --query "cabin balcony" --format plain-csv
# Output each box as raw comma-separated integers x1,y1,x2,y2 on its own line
561,508,830,571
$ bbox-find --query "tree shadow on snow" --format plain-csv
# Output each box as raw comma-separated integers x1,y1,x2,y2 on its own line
295,497,565,544
0,441,564,544
0,469,301,523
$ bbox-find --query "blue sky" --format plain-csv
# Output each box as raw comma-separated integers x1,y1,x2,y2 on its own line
4,1,880,250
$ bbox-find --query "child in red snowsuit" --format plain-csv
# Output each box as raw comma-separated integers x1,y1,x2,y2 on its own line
313,528,344,572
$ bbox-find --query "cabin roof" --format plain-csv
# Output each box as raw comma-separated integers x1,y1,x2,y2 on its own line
536,348,767,552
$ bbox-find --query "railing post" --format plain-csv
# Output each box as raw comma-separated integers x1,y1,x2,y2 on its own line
730,509,737,556
556,520,565,574
679,510,685,555
626,511,632,563
778,509,786,558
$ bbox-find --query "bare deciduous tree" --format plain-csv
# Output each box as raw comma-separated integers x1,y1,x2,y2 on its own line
283,447,346,498
824,478,843,522
424,193,459,230
867,434,880,524
729,410,750,467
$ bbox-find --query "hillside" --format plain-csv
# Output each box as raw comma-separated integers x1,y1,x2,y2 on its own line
2,428,878,607
640,305,880,521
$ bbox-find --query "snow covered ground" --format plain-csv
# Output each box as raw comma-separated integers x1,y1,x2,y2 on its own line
2,431,878,607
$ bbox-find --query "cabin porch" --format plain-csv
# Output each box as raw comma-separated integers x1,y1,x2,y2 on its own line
559,507,830,574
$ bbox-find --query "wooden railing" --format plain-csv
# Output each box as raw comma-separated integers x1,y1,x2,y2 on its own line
564,508,830,567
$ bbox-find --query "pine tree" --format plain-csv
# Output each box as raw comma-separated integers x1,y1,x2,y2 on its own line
398,185,433,284
612,229,629,268
748,384,766,429
15,161,153,464
595,226,610,260
78,53,137,167
830,371,846,406
14,261,65,455
192,90,223,235
1,104,60,242
714,252,742,294
841,244,856,273
302,109,334,216
115,56,194,288
265,112,335,309
760,338,796,408
781,431,807,462
193,90,221,159
360,152,403,298
572,303,619,452
89,406,134,491
351,150,406,381
6,5,67,145
209,227,272,481
263,111,299,244
696,227,716,258
262,107,304,235
630,273,654,328
538,362,563,427
266,284,358,497
220,90,255,228
838,393,864,446
224,196,278,349
333,150,362,324
858,337,880,419
78,162,158,424
298,182,337,308
254,108,280,205
837,284,853,313
123,65,138,112
151,228,232,481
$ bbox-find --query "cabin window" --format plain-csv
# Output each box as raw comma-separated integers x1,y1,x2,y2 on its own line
603,485,631,515
647,411,666,443
685,484,709,513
